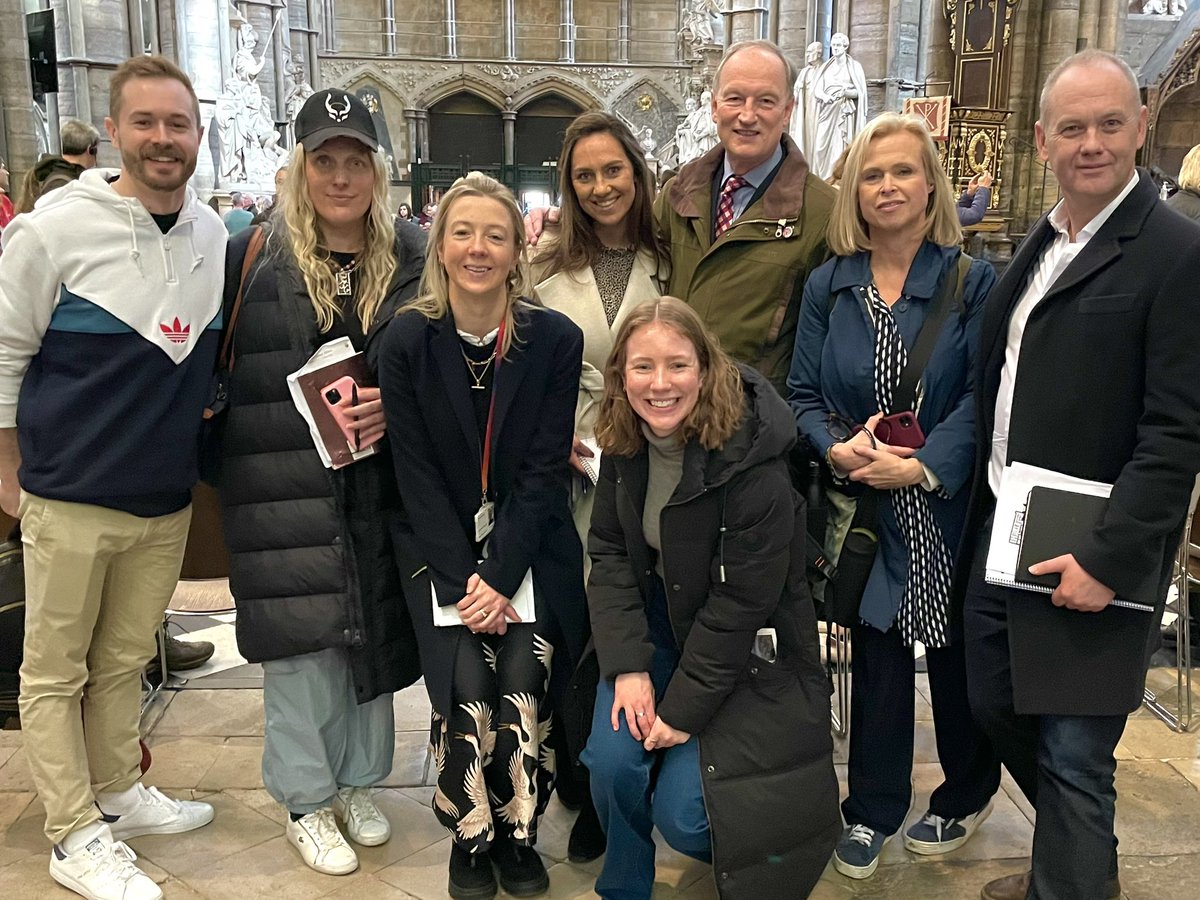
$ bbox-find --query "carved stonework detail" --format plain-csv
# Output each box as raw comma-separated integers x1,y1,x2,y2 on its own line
574,66,635,93
475,63,546,82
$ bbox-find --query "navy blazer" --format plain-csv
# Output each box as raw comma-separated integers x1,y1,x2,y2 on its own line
787,241,994,631
957,170,1200,714
378,301,586,716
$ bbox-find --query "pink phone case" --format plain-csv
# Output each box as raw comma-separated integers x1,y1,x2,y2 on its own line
321,376,360,449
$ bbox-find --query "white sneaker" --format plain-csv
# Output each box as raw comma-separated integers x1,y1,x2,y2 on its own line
100,784,214,842
50,831,163,900
286,808,359,875
332,786,391,846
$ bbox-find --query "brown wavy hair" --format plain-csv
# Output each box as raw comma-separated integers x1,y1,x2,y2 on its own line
595,297,744,456
532,111,669,281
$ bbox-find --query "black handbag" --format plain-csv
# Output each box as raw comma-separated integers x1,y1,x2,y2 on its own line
821,254,972,628
0,539,25,715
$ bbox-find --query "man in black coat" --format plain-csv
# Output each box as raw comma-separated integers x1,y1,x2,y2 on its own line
956,51,1200,900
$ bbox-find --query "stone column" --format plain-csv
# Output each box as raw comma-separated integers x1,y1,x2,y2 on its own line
504,0,517,60
272,4,288,120
320,0,335,53
559,0,575,62
445,0,458,57
383,0,396,55
502,108,516,166
1077,0,1099,52
617,0,630,63
64,0,92,125
304,0,321,87
0,0,38,169
404,107,421,162
415,109,430,162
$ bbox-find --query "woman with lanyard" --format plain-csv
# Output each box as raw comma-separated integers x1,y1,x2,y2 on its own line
529,111,668,861
379,171,585,900
787,113,1001,880
216,89,424,875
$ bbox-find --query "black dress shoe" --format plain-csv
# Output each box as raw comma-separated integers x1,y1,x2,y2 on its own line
490,834,549,897
147,635,216,680
448,842,497,900
567,797,606,863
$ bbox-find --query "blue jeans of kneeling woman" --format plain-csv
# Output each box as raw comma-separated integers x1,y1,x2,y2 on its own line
581,577,712,900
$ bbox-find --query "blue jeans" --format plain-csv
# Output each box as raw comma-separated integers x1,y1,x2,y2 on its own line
581,578,711,900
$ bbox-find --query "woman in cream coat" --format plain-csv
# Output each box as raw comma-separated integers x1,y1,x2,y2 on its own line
530,110,669,864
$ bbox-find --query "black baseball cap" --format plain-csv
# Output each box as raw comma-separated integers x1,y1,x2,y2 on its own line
295,89,380,152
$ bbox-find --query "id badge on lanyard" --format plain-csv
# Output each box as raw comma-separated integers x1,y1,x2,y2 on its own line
474,317,505,542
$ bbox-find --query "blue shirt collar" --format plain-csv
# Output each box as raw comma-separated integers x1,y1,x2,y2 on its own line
720,143,784,191
828,241,960,299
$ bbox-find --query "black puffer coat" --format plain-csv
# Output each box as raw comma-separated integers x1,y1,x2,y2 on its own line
216,223,425,702
588,365,840,900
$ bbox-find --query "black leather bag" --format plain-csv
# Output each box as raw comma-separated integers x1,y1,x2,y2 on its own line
0,539,25,714
825,490,879,627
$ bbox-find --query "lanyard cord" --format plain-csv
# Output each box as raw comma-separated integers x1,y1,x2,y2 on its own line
479,315,506,503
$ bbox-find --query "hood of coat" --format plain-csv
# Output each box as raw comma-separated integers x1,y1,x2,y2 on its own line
690,363,796,494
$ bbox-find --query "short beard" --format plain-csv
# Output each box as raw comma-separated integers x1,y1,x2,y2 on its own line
120,145,197,194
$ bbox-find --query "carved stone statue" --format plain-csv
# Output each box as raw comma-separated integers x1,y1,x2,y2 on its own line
681,90,719,162
680,0,723,56
789,42,824,161
215,21,287,187
639,127,658,160
808,33,869,180
284,56,315,134
1134,0,1187,13
674,97,699,167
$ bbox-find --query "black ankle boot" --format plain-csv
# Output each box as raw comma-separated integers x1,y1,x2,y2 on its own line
567,796,606,863
448,842,496,900
490,834,549,897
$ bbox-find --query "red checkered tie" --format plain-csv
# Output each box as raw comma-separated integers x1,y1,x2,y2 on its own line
714,175,748,238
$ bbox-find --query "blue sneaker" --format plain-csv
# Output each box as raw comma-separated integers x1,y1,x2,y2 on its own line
903,800,993,855
832,823,889,879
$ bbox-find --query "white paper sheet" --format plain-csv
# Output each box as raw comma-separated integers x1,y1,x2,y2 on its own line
431,567,536,627
985,462,1152,612
285,337,378,469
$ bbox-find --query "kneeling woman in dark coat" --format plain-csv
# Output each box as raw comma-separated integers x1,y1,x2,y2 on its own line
218,90,422,876
583,297,840,900
379,172,586,900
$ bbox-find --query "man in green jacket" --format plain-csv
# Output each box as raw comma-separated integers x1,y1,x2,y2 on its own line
655,39,836,394
529,40,835,396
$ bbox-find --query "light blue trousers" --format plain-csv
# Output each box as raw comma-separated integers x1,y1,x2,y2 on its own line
260,647,395,815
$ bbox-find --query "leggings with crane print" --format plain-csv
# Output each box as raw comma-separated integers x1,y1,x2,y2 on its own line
430,622,556,852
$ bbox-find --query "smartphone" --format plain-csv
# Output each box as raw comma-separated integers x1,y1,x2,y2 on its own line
321,376,360,450
874,411,926,449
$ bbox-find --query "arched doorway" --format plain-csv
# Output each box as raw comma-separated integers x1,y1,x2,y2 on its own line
429,91,504,170
514,92,587,210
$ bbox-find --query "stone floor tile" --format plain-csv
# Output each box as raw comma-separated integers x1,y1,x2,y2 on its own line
0,745,33,791
0,745,15,770
0,791,41,868
810,858,1031,898
382,731,429,788
145,734,227,790
130,791,282,880
913,692,934,722
196,737,266,790
1114,761,1200,856
1119,853,1200,900
1168,757,1200,791
322,873,420,898
534,796,582,866
373,836,457,899
912,720,939,764
223,787,282,820
1115,741,1137,761
154,689,265,738
1117,718,1200,760
170,833,366,900
394,685,433,732
544,860,604,898
0,729,24,748
652,836,712,892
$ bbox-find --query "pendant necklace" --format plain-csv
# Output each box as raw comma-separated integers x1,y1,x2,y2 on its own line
461,346,496,390
331,257,361,297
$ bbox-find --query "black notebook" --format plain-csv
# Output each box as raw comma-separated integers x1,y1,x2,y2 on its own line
1015,485,1153,612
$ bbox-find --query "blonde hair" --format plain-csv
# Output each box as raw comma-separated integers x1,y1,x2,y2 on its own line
1179,144,1200,192
282,144,397,333
827,113,961,256
595,297,744,456
405,172,535,359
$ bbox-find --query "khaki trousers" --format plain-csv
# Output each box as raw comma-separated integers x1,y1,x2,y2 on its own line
17,493,191,844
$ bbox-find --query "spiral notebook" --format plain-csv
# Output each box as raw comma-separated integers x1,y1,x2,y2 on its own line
985,462,1153,613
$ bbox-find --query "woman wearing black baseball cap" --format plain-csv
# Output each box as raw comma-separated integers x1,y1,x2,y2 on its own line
215,88,425,876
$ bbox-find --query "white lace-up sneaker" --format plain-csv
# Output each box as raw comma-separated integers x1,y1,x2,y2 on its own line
332,786,391,846
100,783,214,841
50,831,163,900
286,808,359,875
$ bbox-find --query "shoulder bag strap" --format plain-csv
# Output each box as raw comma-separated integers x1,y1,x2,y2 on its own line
218,225,267,372
893,251,972,412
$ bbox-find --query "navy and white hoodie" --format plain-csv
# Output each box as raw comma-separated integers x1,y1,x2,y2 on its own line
0,168,226,516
